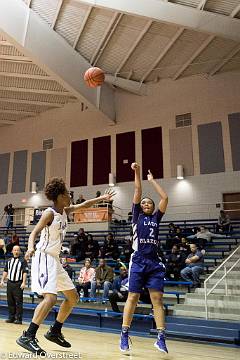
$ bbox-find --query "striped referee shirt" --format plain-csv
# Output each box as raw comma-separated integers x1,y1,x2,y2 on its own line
4,256,28,282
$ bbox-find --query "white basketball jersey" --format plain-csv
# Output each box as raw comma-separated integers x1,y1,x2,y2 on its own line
36,207,68,257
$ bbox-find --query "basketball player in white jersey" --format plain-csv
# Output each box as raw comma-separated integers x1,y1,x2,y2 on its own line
17,178,115,355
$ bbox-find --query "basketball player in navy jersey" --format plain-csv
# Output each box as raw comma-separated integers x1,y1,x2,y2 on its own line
17,178,115,355
120,163,168,354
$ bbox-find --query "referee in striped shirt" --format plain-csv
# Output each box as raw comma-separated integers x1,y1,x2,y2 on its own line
0,245,28,324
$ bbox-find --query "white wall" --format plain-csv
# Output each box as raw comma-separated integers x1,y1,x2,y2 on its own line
0,72,240,220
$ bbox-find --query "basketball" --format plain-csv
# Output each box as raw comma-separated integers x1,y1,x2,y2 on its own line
84,67,105,88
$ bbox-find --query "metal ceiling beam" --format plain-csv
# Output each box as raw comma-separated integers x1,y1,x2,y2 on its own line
0,55,32,62
73,6,93,49
140,27,185,83
91,12,123,65
173,34,215,80
114,20,152,76
230,4,240,18
0,98,63,107
197,0,208,10
0,86,71,96
0,109,36,116
0,119,16,125
105,74,146,94
0,72,52,80
79,0,240,42
0,40,14,46
51,0,63,29
209,44,240,76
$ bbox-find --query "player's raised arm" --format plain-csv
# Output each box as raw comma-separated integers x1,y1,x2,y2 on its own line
66,188,116,214
147,170,168,213
131,162,142,204
25,211,54,261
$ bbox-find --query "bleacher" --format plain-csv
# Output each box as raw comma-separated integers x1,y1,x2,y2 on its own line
0,219,240,345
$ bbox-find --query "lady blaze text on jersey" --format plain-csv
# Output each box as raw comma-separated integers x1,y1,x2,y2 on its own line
139,238,158,244
143,220,158,227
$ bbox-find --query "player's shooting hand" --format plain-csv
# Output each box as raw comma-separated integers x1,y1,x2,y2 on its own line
103,188,116,201
131,162,139,171
147,170,154,181
25,249,35,261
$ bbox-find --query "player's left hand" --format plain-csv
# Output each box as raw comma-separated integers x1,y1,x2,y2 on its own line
147,170,154,181
102,188,116,201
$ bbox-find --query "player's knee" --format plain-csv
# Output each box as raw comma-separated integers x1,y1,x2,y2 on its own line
45,294,57,307
127,293,139,304
68,292,79,306
151,293,163,305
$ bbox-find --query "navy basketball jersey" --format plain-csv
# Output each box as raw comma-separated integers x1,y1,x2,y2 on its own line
132,203,164,258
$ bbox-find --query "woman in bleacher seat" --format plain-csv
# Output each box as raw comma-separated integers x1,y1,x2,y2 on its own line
120,163,168,354
76,258,95,299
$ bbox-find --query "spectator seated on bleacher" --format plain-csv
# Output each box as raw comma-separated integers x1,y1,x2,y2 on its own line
60,257,73,280
127,211,133,222
216,210,231,234
100,233,119,260
90,258,113,301
6,231,19,254
178,238,191,265
3,231,11,245
108,268,152,313
115,258,127,271
166,223,183,250
0,238,6,259
70,228,87,261
165,245,185,281
122,229,133,263
76,194,86,204
84,234,100,260
187,226,226,249
180,244,204,289
76,258,95,299
109,267,128,312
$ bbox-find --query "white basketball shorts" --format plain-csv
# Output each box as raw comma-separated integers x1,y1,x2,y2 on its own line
31,250,75,295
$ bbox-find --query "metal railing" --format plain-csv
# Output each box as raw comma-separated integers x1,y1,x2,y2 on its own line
204,244,240,319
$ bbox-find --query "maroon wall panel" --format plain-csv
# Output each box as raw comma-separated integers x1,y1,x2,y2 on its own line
116,131,135,183
142,127,163,179
93,136,111,185
70,140,88,187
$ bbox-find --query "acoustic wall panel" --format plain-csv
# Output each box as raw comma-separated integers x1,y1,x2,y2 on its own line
0,153,10,194
169,127,194,177
50,148,67,180
30,151,46,191
11,150,28,193
142,127,163,179
198,122,225,174
93,136,111,185
228,113,240,171
70,140,88,187
116,132,135,183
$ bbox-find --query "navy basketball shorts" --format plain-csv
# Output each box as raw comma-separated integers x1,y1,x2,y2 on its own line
128,254,166,293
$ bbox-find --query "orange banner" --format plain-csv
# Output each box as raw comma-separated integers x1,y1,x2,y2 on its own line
74,207,113,223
